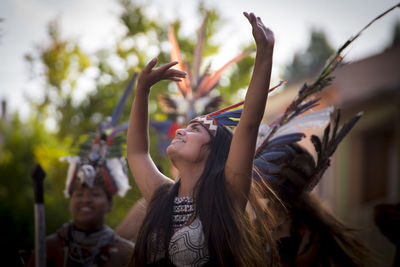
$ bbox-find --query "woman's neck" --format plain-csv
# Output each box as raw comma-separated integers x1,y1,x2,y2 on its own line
176,163,204,197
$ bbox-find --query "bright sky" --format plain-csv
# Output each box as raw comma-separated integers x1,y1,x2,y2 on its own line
0,0,399,120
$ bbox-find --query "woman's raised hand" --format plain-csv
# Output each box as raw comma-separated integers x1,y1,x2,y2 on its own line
138,58,186,90
243,12,274,50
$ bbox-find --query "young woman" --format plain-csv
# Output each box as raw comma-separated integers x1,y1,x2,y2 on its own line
127,12,277,267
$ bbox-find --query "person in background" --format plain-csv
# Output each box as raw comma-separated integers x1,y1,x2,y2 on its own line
116,197,147,242
253,109,371,266
27,121,134,267
374,202,400,267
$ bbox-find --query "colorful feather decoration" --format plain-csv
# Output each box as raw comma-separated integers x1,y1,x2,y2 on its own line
307,109,363,191
160,13,252,121
152,13,255,155
253,3,399,194
60,73,137,197
256,3,399,156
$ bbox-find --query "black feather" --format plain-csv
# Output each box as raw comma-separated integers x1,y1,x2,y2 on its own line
333,112,362,148
331,109,341,142
259,151,287,161
266,133,305,148
311,135,322,156
253,159,281,174
321,123,331,156
299,82,308,95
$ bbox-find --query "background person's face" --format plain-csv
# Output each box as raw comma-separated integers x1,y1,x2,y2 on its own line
69,184,112,230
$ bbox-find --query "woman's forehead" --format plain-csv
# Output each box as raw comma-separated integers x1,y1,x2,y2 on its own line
187,122,209,132
187,122,201,127
189,122,215,140
185,122,204,130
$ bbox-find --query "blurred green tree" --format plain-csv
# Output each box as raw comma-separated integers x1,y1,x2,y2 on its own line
0,114,70,266
1,1,256,265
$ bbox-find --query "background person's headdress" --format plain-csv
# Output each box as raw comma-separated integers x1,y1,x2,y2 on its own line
150,13,252,156
60,73,137,198
253,108,362,196
248,3,398,195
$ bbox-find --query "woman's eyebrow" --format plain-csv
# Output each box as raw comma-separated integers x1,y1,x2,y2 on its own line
188,123,200,129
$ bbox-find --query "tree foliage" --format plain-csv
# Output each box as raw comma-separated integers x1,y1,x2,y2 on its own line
0,115,70,265
283,29,334,84
2,1,257,265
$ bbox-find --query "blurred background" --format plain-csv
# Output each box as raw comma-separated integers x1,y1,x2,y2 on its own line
0,0,399,266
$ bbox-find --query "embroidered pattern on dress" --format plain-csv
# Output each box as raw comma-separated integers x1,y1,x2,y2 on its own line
169,217,210,267
149,196,210,266
172,196,195,230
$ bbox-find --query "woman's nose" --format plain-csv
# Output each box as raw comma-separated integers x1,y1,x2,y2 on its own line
176,128,185,136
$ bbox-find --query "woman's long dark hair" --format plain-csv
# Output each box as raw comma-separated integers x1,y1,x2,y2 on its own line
131,124,278,266
270,143,371,266
289,193,371,266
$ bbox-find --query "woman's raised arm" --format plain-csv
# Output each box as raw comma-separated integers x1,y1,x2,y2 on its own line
127,59,186,201
225,12,275,209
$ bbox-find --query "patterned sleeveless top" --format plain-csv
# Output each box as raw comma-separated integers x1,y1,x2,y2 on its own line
149,196,210,266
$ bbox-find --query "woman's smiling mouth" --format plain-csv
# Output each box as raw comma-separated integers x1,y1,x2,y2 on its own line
171,138,186,144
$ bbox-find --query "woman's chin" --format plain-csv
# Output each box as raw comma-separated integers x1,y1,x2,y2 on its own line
166,145,174,156
166,146,178,160
166,147,184,167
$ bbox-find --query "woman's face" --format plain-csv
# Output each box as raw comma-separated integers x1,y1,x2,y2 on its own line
167,122,212,164
69,184,112,231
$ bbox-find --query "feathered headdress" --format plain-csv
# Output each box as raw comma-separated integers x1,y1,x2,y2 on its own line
253,108,362,196
150,13,252,155
160,13,251,120
60,73,137,198
189,81,285,135
189,101,244,136
252,3,399,195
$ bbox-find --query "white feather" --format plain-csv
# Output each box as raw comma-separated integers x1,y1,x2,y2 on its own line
106,157,131,197
59,156,80,198
77,164,96,187
273,106,334,138
256,124,272,150
170,95,190,115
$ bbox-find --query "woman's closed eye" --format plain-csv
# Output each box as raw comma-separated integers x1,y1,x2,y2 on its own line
187,124,201,132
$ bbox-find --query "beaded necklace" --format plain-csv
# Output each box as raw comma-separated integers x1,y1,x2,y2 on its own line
172,196,195,230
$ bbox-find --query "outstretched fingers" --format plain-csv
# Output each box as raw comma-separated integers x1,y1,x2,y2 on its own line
243,11,252,21
143,57,158,73
164,68,186,82
243,11,274,48
243,12,256,25
157,60,186,78
244,12,264,31
139,58,187,88
158,60,179,71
